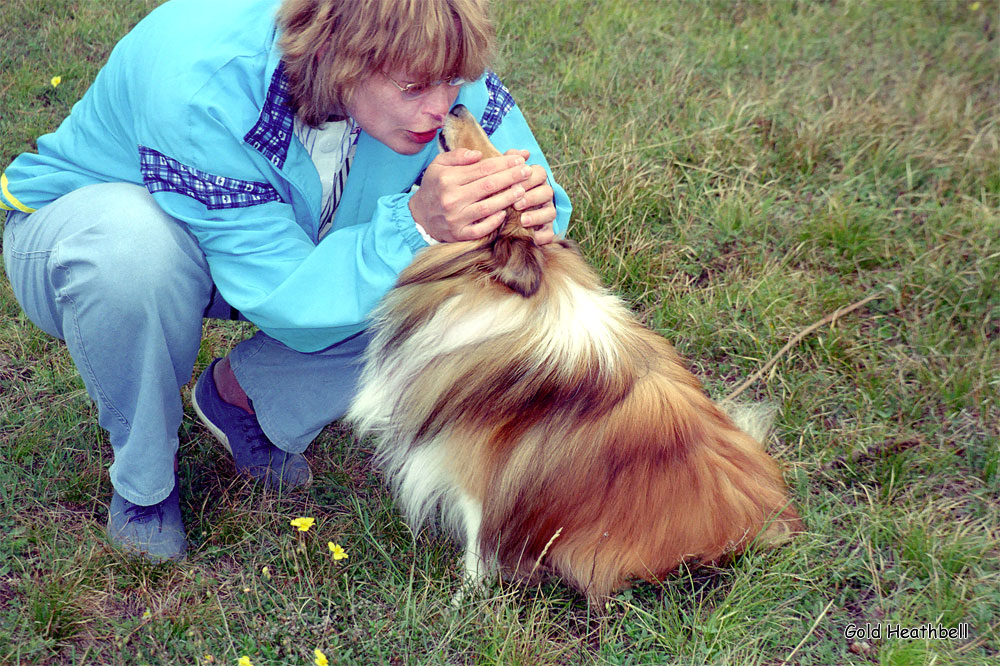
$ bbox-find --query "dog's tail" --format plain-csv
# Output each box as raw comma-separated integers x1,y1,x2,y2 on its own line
722,401,777,444
486,208,544,298
721,399,802,546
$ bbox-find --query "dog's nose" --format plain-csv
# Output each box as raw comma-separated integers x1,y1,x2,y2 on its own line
448,104,469,118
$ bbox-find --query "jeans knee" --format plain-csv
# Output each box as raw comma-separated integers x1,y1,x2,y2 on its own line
53,211,211,316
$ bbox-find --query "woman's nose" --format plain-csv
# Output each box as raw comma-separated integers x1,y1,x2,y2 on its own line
422,83,460,121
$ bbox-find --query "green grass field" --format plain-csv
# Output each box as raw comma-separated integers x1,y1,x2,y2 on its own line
1,0,997,664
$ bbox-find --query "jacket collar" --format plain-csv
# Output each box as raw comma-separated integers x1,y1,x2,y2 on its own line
243,60,296,170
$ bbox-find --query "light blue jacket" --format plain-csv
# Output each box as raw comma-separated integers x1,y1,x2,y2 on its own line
1,0,570,352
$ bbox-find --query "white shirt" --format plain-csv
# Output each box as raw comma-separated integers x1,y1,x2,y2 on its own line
293,116,360,240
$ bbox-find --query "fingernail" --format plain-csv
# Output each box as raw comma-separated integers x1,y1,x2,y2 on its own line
520,167,532,178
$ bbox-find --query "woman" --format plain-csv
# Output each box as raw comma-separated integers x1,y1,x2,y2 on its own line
1,0,570,561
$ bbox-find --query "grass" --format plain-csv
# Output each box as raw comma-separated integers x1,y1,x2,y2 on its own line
1,0,998,664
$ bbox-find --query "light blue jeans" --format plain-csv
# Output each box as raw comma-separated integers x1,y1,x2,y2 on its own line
3,183,369,505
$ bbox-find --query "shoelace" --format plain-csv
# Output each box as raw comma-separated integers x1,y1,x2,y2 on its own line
124,501,165,528
238,397,274,460
239,420,275,460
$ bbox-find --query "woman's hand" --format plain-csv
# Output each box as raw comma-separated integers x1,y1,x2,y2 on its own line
408,148,557,245
506,149,557,245
408,149,532,243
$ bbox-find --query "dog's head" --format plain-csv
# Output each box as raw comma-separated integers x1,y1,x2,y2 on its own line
439,105,503,159
439,105,527,242
435,104,543,297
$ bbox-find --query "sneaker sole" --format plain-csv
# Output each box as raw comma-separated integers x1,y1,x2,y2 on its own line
190,383,236,457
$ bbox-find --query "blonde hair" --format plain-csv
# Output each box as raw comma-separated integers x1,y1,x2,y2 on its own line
278,0,495,127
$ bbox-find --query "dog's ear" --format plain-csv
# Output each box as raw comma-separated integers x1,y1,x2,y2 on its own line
487,210,544,297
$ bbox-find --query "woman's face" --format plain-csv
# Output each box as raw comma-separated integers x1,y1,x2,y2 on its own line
345,69,461,155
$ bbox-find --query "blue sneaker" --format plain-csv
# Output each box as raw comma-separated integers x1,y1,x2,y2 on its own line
107,479,187,562
191,359,312,490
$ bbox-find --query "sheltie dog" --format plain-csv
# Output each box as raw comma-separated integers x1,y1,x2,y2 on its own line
346,105,802,602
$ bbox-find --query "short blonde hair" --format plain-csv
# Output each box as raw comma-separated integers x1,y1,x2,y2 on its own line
279,0,495,127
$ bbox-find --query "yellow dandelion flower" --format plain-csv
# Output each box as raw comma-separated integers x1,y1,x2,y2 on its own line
50,76,62,87
142,608,152,620
970,2,981,10
290,516,315,532
237,657,253,666
314,648,329,666
328,542,348,561
261,566,271,580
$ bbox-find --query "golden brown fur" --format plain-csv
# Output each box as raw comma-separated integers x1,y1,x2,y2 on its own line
347,106,803,603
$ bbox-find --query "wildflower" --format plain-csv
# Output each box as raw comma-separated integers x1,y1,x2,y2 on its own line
238,657,253,666
290,517,315,532
314,648,329,666
261,566,271,580
328,542,348,561
50,76,62,87
142,608,152,620
203,656,215,664
970,2,981,10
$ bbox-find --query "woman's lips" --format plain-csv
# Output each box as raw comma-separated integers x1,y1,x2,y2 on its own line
407,129,440,144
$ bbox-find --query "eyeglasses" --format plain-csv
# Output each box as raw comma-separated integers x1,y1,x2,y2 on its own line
382,72,470,100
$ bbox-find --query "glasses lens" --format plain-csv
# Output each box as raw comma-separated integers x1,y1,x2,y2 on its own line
403,82,431,99
398,77,469,100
